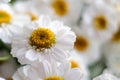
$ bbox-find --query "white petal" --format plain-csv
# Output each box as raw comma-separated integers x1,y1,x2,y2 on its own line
64,68,83,80
36,61,53,78
58,61,71,76
52,47,68,62
25,49,38,61
38,15,51,27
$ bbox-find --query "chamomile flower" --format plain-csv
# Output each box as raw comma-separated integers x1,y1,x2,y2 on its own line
68,51,89,80
72,27,101,65
0,3,30,43
93,73,119,80
81,1,118,43
13,60,83,80
35,0,82,25
11,16,76,64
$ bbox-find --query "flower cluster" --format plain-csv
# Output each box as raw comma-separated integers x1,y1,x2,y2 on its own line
0,0,120,80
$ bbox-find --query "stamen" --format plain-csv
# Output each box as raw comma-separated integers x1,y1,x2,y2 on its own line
0,10,11,24
29,28,56,51
44,76,63,80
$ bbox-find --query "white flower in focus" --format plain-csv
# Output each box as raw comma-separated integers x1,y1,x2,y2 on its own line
72,27,101,65
13,60,83,80
81,1,118,43
93,73,119,80
35,0,82,25
0,3,30,43
11,16,76,64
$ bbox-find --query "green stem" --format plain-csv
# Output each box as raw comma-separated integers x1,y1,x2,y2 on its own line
0,55,11,61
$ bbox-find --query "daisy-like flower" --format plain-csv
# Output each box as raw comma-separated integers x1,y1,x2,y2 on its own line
0,3,30,43
13,60,83,80
11,16,76,64
103,22,120,76
93,73,119,80
72,26,101,65
81,0,118,43
68,51,89,80
35,0,82,25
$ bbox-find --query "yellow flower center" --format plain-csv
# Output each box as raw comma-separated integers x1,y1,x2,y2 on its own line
94,15,108,30
70,60,79,68
27,12,38,21
74,36,89,52
0,10,11,24
29,28,56,51
44,76,63,80
112,27,120,42
52,0,68,16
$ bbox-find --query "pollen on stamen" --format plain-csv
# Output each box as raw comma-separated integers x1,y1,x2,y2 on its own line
44,76,63,80
29,28,56,51
52,0,68,16
0,10,11,24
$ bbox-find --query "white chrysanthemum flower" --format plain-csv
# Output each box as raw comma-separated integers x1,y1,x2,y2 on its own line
72,27,101,65
0,3,30,43
11,16,76,64
93,73,119,80
13,60,83,80
68,51,89,80
81,0,118,43
34,0,82,25
13,0,43,21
